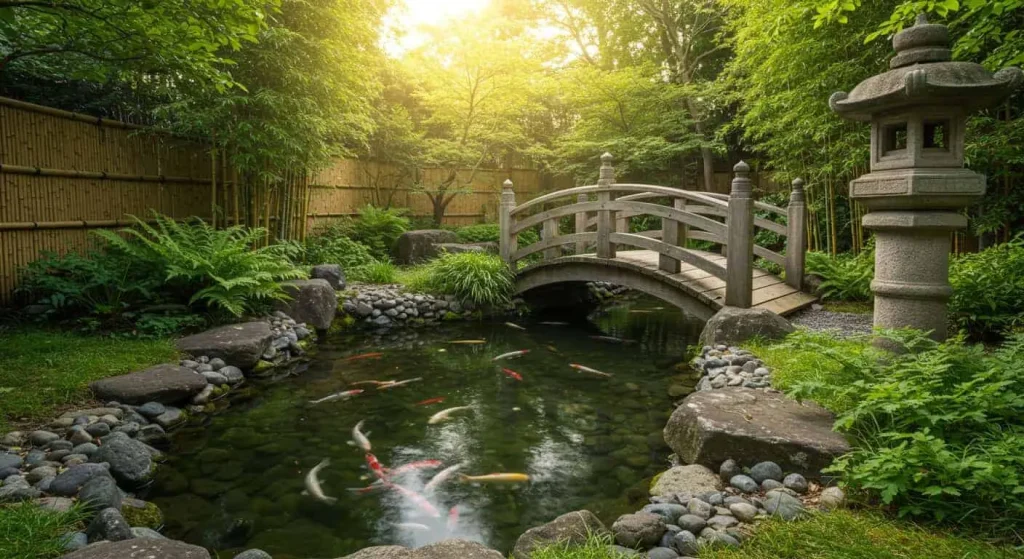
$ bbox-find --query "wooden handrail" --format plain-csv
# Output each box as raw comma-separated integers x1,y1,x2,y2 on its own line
512,200,728,238
510,183,728,217
609,232,727,279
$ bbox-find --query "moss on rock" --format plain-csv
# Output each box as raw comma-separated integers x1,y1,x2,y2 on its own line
122,500,164,529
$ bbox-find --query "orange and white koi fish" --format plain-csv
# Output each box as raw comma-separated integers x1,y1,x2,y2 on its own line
396,522,431,532
351,420,371,452
447,506,460,531
589,335,633,344
428,406,473,425
388,460,443,476
343,352,383,362
388,482,441,518
423,463,464,494
448,339,487,345
365,452,388,481
309,389,363,405
492,350,529,361
459,473,530,484
501,368,523,381
569,363,613,377
346,480,386,494
504,322,526,331
303,458,337,504
377,377,423,390
350,380,391,387
415,397,446,406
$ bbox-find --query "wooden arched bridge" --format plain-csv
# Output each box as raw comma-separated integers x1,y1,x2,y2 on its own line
498,154,817,320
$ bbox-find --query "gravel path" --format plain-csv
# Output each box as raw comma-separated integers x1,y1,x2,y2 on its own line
789,305,873,337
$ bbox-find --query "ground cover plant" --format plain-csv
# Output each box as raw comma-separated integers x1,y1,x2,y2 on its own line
0,329,178,431
805,248,874,302
948,235,1024,340
338,205,410,260
0,501,85,559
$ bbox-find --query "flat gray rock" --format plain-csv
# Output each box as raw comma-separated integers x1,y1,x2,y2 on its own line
650,465,722,497
413,539,503,559
612,512,666,549
393,230,459,265
176,322,274,370
664,388,849,477
274,279,337,330
698,306,795,347
312,264,345,290
59,538,211,558
90,437,153,486
512,510,608,559
90,365,206,405
340,546,412,559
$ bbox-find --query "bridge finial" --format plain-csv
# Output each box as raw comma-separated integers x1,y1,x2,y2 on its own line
790,177,805,204
502,178,513,191
598,152,615,185
733,160,751,176
730,160,752,196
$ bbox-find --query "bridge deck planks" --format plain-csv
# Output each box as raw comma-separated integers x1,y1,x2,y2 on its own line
575,249,816,316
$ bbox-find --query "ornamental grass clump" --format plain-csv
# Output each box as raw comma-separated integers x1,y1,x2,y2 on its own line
789,330,1024,539
349,259,398,284
421,252,514,307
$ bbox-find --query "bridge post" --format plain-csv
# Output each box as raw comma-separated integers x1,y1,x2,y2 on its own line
659,198,687,273
725,161,754,308
575,192,589,254
499,179,516,266
785,178,807,289
596,153,616,259
543,218,559,260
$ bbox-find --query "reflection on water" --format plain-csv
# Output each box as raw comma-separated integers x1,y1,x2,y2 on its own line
148,295,704,558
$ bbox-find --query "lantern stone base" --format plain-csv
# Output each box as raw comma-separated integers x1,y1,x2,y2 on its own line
863,211,964,341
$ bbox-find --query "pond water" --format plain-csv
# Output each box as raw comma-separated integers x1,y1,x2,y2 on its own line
148,295,704,558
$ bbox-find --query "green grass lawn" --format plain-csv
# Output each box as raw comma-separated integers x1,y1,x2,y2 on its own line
0,329,178,431
530,511,1021,559
0,502,85,559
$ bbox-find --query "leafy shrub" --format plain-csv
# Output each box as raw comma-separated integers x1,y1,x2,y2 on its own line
790,330,1024,537
349,259,397,284
94,214,306,317
417,252,513,307
455,223,541,247
948,236,1024,339
344,205,410,260
293,229,377,270
805,247,874,301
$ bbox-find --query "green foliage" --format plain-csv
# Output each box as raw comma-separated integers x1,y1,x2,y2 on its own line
349,260,398,284
948,236,1024,339
699,509,1015,559
529,532,628,559
342,205,410,260
293,228,377,270
0,329,178,430
416,252,514,307
790,331,1024,537
94,214,306,317
805,248,875,302
454,223,541,248
0,500,86,559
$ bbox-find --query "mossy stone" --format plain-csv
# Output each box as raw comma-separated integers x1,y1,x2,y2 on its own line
122,500,163,529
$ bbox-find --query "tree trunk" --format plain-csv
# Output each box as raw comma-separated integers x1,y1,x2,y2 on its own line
685,97,714,192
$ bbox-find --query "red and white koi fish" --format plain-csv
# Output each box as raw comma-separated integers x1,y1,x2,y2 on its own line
346,480,386,494
428,406,473,425
447,506,459,531
309,389,363,405
365,452,388,481
415,397,446,406
423,463,464,494
377,377,423,390
351,420,371,452
388,482,441,518
492,350,529,361
504,322,526,331
501,368,523,381
387,460,443,476
569,363,613,377
343,352,383,362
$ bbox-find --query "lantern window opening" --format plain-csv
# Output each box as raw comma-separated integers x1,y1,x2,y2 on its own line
923,119,950,151
881,122,909,156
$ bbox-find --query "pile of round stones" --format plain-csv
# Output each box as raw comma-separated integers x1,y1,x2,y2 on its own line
588,281,630,301
260,311,313,363
340,284,477,328
608,460,846,558
691,344,772,391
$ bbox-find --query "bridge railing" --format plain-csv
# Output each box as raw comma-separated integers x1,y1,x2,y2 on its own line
499,153,806,309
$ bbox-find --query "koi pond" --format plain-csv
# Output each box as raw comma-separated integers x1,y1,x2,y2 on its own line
148,296,704,558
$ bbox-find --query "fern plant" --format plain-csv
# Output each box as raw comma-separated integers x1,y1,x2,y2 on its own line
94,214,306,317
345,205,411,260
806,246,875,301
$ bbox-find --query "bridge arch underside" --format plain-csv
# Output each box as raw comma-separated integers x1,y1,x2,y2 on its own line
514,257,718,321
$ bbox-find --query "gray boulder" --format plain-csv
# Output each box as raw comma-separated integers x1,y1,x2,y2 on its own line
749,461,783,483
340,546,412,559
0,453,23,470
650,465,722,497
641,504,687,525
49,463,112,496
819,486,846,510
78,475,122,511
91,437,153,486
647,547,679,559
764,489,806,521
130,527,166,539
273,279,337,331
176,322,274,370
413,539,503,559
664,388,849,477
512,510,608,559
234,550,272,559
312,264,345,290
90,365,207,405
86,507,132,542
0,476,40,502
435,243,487,256
698,306,795,347
393,230,459,265
59,538,211,558
611,512,666,549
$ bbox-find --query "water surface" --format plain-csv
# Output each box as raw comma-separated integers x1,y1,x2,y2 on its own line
149,296,703,558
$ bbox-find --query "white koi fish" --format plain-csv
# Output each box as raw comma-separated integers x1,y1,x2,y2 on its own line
428,406,473,425
396,522,431,532
504,322,526,331
492,350,529,361
377,377,423,390
423,463,464,494
303,458,337,504
309,389,363,405
569,363,613,377
351,420,371,451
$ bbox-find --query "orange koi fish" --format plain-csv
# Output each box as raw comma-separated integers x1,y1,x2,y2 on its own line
415,397,446,406
365,453,387,481
447,506,460,531
459,473,530,483
343,352,383,362
501,368,523,381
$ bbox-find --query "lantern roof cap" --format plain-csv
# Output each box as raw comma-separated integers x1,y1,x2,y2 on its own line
830,15,1022,121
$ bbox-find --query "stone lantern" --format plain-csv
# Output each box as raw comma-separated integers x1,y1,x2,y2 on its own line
830,14,1021,340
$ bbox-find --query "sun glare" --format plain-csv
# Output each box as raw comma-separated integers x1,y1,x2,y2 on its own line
384,0,492,55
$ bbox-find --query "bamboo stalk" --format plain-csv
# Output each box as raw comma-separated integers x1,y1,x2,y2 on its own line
210,148,217,229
